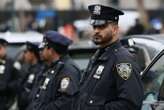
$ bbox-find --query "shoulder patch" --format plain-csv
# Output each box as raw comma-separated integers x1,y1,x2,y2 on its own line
60,77,70,91
116,63,132,80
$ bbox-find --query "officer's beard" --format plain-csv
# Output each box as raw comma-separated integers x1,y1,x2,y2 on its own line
92,33,113,47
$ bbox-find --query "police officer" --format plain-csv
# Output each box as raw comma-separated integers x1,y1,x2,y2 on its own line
0,38,20,110
26,30,80,110
17,42,43,110
74,4,144,110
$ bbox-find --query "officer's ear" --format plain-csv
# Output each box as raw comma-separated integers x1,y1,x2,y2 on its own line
112,23,119,36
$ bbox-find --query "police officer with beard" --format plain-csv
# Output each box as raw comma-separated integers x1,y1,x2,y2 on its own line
0,38,20,110
17,42,43,110
74,4,144,110
26,30,80,110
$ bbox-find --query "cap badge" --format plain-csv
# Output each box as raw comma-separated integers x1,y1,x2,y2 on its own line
93,5,101,15
114,16,118,20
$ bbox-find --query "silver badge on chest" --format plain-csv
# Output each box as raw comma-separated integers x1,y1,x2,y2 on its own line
93,65,104,79
27,74,35,83
0,65,5,74
40,77,50,90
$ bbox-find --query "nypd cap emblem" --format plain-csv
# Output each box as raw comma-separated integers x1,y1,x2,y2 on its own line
116,63,132,80
93,5,101,15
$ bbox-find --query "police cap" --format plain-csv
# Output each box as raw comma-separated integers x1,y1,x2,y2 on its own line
0,38,8,46
41,30,72,54
88,4,124,26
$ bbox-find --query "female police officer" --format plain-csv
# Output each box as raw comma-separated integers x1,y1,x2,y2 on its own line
74,4,144,110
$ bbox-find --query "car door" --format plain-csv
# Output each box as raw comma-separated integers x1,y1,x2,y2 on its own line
141,49,164,110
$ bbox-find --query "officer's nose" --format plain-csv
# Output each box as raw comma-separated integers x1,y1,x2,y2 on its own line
93,27,100,33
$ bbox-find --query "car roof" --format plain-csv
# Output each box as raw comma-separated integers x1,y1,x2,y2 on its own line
125,34,164,44
0,31,43,44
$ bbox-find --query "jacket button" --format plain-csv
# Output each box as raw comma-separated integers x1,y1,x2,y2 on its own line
51,70,54,74
36,94,40,98
89,100,93,104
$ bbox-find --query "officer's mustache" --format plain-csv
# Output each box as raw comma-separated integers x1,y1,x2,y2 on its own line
93,33,102,38
91,34,102,44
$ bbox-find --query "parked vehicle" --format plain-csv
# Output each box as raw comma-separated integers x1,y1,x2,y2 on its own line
141,48,164,110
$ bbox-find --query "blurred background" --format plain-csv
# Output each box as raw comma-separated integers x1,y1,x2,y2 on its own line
0,0,164,40
0,1,164,110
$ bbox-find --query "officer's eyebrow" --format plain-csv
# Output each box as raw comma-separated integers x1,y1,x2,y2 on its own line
92,24,108,29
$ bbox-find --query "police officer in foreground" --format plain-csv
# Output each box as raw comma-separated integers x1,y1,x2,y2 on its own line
74,4,144,110
0,39,20,110
17,42,42,110
26,30,80,110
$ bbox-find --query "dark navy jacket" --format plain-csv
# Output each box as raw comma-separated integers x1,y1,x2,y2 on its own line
18,62,43,110
26,55,80,110
0,57,19,110
75,41,144,110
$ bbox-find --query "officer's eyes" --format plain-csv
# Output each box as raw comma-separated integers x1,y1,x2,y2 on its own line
93,24,107,30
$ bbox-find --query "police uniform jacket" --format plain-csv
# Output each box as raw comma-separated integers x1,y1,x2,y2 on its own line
76,40,144,110
0,56,20,109
26,55,80,110
18,62,43,110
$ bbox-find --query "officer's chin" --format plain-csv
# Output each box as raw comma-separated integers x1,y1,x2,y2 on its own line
92,38,101,45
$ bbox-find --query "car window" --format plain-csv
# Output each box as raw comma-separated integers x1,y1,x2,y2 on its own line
141,53,164,110
142,54,164,100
